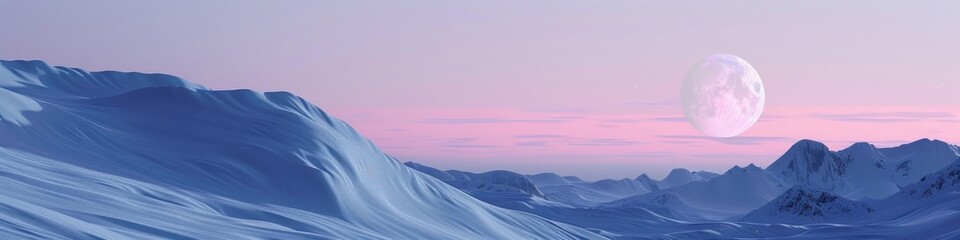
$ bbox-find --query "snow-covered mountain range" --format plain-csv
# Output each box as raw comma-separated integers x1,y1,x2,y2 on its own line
410,137,960,238
3,60,960,239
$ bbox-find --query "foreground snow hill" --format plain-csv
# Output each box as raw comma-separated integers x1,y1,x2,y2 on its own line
0,60,602,239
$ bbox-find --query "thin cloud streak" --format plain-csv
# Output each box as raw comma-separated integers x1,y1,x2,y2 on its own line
810,112,957,123
659,135,794,146
513,134,566,139
421,117,572,124
649,116,687,122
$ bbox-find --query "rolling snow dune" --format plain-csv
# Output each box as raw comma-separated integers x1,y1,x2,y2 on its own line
0,60,603,239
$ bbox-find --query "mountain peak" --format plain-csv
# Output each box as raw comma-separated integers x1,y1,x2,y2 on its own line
790,139,829,152
848,142,874,149
905,138,948,147
724,163,763,175
658,168,709,189
634,173,660,191
635,173,653,181
767,139,849,192
667,168,691,176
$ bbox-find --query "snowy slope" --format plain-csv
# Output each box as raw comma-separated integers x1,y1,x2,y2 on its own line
839,139,960,188
527,173,571,187
402,161,455,181
562,176,585,183
0,60,602,239
584,178,655,199
693,171,720,180
541,177,658,207
724,163,763,175
536,184,622,207
786,159,960,239
766,139,852,193
610,170,790,220
656,168,714,189
445,170,546,198
410,166,657,208
880,139,959,184
634,174,660,191
889,158,960,201
6,59,960,239
740,186,874,224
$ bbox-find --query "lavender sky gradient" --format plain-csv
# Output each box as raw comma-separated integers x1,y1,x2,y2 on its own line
2,1,959,179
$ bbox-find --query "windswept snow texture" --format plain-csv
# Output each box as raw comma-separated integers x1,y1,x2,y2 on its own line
0,60,601,239
4,60,960,239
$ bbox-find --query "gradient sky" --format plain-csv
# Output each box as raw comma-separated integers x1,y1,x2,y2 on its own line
2,1,959,180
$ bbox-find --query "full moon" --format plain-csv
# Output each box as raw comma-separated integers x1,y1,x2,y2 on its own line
681,54,764,138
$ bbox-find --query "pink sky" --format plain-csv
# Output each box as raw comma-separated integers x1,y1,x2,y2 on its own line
331,105,960,179
2,1,959,179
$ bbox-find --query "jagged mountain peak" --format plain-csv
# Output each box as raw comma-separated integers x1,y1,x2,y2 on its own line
634,174,660,191
898,159,960,199
741,186,874,224
725,163,763,175
635,173,654,182
909,138,942,145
